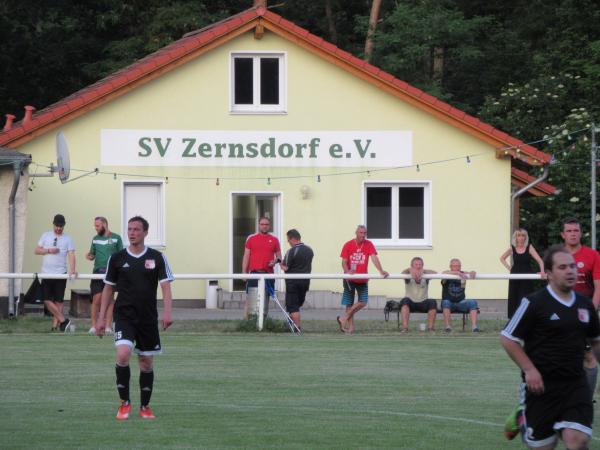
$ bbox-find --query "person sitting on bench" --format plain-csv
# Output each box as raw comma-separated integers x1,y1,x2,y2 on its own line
441,258,480,333
399,257,437,333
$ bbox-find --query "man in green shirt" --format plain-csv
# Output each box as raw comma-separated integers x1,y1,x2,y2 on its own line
86,216,123,334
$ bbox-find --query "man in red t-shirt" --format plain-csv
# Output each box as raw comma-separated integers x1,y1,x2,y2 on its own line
242,217,282,320
337,225,388,333
561,217,600,399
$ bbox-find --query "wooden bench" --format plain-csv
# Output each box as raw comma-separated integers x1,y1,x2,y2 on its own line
383,301,480,331
70,289,92,318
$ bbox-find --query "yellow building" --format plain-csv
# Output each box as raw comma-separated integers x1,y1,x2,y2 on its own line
0,6,554,304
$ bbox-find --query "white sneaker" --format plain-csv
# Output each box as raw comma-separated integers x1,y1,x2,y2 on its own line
88,327,96,334
105,327,113,335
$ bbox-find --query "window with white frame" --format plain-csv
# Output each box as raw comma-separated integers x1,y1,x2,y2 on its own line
364,182,431,246
230,52,286,113
122,181,165,247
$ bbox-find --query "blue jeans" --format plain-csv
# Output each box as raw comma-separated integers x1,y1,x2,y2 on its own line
441,299,478,313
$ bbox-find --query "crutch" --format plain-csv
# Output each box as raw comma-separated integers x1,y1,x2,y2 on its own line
266,283,302,334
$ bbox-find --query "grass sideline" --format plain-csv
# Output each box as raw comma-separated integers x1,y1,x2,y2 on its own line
2,320,599,449
0,316,511,335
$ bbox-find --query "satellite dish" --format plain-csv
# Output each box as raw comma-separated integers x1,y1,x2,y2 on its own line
56,131,70,184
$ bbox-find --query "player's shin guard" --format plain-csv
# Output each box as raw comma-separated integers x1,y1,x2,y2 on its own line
115,364,131,402
140,370,154,407
585,366,597,399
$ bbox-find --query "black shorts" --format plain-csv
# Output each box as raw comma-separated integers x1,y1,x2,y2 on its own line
90,280,104,297
90,268,106,297
522,376,593,447
399,298,437,312
285,281,309,313
41,279,67,303
246,272,275,293
114,318,162,356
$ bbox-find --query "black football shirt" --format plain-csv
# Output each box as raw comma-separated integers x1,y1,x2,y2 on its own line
502,286,600,380
105,246,173,322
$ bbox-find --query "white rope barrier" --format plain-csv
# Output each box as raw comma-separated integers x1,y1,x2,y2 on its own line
1,272,544,329
0,273,544,280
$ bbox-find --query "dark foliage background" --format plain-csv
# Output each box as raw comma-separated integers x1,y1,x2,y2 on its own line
2,0,599,249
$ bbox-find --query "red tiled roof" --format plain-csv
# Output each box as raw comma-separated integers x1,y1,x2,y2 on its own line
511,167,556,196
0,4,551,171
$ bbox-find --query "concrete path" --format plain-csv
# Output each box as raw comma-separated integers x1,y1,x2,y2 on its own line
163,307,506,322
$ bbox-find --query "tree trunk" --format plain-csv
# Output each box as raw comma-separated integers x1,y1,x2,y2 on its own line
431,46,444,83
364,0,382,62
325,0,338,44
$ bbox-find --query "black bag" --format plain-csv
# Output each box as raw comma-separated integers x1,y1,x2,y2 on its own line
384,300,401,312
24,275,43,304
383,300,401,322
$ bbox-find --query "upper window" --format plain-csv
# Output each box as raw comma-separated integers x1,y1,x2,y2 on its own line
364,182,431,247
230,53,286,114
122,181,165,247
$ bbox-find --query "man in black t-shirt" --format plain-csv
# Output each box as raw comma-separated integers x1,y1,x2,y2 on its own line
440,258,479,332
501,245,600,449
96,216,174,421
280,229,313,331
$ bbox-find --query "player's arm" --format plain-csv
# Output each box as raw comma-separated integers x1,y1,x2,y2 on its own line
592,280,600,309
96,284,114,336
529,245,545,274
371,254,389,278
499,248,512,271
86,242,95,261
35,236,54,255
341,256,351,274
241,248,251,274
500,335,544,394
591,340,600,364
67,250,77,278
280,250,290,272
160,280,173,330
442,270,461,283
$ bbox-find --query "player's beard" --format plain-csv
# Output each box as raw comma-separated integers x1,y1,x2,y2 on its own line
99,227,106,236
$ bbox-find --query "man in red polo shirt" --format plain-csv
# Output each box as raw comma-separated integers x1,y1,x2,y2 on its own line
242,217,282,320
337,225,388,333
561,217,600,399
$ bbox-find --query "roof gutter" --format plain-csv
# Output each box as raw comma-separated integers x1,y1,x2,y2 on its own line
510,164,550,237
2,152,32,317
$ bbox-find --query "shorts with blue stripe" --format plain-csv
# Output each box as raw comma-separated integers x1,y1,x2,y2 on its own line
341,280,369,306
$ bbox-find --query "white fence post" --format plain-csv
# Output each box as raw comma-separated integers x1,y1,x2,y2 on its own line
257,276,265,331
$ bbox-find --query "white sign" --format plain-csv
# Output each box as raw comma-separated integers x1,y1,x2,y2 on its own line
101,130,412,167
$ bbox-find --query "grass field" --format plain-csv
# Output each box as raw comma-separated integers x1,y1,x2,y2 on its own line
1,318,599,449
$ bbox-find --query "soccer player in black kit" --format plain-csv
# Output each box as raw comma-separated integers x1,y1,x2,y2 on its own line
501,245,600,449
96,216,174,420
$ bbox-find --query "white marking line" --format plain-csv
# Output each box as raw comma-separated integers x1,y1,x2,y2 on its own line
3,399,599,441
201,402,600,442
208,402,498,426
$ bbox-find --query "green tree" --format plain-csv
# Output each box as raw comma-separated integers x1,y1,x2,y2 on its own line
479,73,597,248
365,0,502,111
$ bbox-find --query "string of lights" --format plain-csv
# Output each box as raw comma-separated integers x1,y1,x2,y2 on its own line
33,151,487,186
27,125,594,187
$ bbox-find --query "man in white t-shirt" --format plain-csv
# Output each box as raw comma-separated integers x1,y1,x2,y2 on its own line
34,214,77,332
